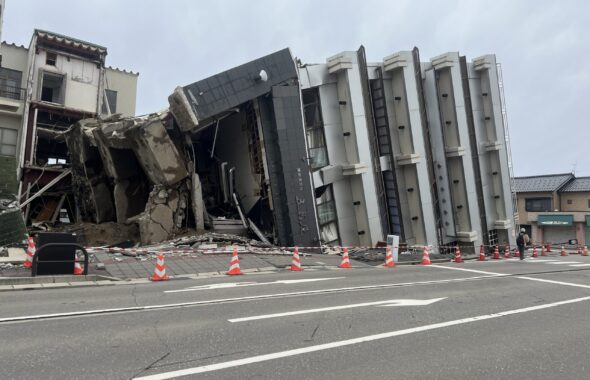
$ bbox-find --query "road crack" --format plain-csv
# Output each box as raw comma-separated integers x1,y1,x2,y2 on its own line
304,324,320,342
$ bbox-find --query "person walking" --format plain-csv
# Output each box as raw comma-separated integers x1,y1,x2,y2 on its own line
516,228,529,260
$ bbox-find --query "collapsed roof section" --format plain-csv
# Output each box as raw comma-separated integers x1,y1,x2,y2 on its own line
169,48,298,132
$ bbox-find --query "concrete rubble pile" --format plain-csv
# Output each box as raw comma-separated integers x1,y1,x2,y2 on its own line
64,111,195,245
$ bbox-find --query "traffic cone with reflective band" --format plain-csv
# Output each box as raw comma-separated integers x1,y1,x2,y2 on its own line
289,247,303,271
454,245,463,263
478,245,486,261
23,236,35,269
577,246,583,255
420,246,432,265
384,246,396,268
73,252,84,275
541,245,547,256
560,246,568,256
514,248,520,259
583,246,589,256
226,247,243,275
546,243,552,252
338,247,352,269
151,252,169,281
531,246,538,258
492,245,500,260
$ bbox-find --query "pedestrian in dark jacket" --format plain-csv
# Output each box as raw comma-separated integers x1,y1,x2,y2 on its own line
517,228,529,260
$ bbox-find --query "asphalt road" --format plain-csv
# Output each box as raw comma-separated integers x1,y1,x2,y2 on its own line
1,255,590,380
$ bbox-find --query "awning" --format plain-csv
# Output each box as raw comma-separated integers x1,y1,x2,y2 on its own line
537,214,573,226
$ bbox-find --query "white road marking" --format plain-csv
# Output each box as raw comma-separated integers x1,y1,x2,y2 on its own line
0,275,497,324
428,265,508,276
569,264,590,267
228,298,446,322
164,277,344,293
516,276,590,289
133,295,590,380
432,264,590,289
545,261,582,265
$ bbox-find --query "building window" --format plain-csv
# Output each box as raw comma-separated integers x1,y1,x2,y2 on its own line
588,199,590,209
525,198,551,212
40,72,65,104
46,52,57,66
0,127,18,156
567,199,573,205
0,67,23,100
316,185,340,245
302,88,328,171
101,89,118,114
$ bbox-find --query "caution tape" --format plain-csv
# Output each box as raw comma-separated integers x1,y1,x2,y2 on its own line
86,241,572,258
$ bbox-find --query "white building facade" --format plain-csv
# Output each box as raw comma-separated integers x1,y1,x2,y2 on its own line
298,47,516,252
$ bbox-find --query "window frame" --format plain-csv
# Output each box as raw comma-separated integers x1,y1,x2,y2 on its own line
0,67,24,100
102,89,118,114
39,71,66,105
302,87,329,171
315,185,340,245
525,197,552,212
0,127,18,156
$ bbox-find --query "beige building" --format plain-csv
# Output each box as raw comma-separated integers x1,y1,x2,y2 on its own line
515,173,590,246
0,28,138,225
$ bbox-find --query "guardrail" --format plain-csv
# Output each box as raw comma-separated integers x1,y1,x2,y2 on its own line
0,86,26,101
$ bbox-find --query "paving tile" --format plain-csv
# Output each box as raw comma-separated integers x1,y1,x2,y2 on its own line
12,284,44,290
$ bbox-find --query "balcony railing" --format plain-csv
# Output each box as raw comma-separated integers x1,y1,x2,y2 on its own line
0,86,26,101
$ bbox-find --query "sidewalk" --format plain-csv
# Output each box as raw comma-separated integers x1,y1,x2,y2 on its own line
0,249,452,281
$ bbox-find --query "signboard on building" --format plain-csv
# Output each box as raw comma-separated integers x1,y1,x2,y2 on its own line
537,215,573,226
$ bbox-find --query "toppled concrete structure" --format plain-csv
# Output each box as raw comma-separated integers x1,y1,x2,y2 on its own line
64,48,321,247
65,111,191,245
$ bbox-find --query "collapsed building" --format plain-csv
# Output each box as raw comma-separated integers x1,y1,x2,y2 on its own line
61,47,517,252
4,34,517,252
65,49,319,247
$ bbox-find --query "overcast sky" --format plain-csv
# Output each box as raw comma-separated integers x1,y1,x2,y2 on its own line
3,0,589,176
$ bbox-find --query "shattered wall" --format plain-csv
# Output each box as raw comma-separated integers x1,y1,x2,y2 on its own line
65,112,192,245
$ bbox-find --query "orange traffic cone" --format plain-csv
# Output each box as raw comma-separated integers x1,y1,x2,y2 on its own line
504,244,511,258
151,252,169,281
227,247,243,275
541,245,547,256
338,247,352,269
384,245,396,268
560,246,568,256
420,246,432,265
576,246,582,255
546,243,552,252
492,245,500,260
583,246,589,256
23,236,36,269
478,245,486,261
454,244,463,263
73,252,84,275
289,247,303,271
531,246,538,258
